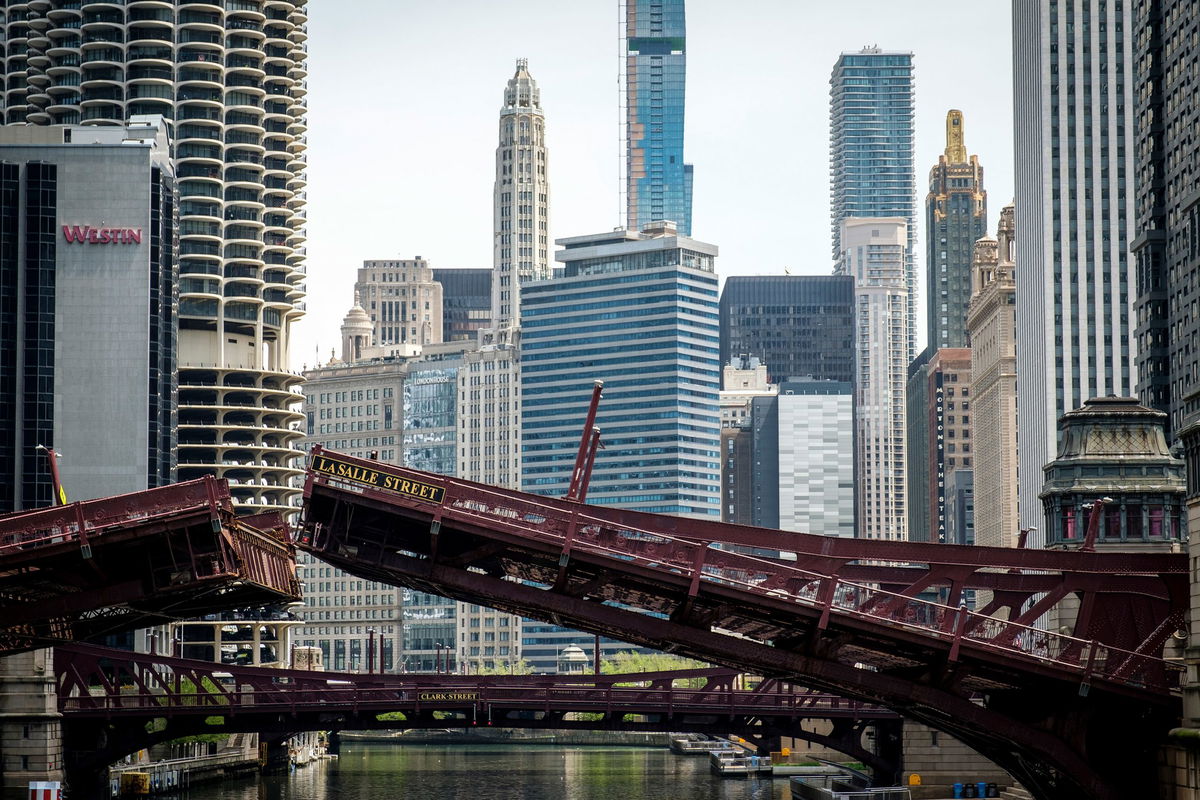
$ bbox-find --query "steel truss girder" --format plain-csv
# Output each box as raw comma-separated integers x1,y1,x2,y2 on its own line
297,453,1185,800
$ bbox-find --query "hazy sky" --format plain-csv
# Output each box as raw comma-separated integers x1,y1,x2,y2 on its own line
294,0,1014,367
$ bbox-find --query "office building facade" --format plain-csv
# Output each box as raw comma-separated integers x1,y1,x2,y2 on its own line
837,218,909,540
354,258,443,350
926,110,988,350
625,0,693,236
0,121,176,512
718,275,855,386
521,222,720,516
749,379,855,537
432,267,491,342
1013,0,1138,535
1132,0,1200,439
493,59,549,329
921,348,972,544
967,205,1018,550
830,47,916,357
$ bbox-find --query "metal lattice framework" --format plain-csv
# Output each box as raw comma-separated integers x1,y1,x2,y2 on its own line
0,478,300,653
299,447,1188,800
55,642,900,785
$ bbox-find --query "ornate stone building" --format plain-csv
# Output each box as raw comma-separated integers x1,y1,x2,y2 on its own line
967,204,1018,549
1040,397,1185,550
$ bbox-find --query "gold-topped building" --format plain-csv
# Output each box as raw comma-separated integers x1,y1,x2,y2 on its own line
925,110,987,351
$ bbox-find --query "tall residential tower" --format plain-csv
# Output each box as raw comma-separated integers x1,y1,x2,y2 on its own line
830,47,916,358
625,0,692,236
1013,0,1137,536
0,0,311,514
837,218,910,540
493,59,549,329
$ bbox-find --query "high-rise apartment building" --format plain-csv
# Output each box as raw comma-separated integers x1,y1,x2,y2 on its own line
1132,0,1199,439
521,222,719,516
718,276,856,386
0,120,176,511
493,60,549,329
625,0,692,236
1013,0,1137,535
967,205,1018,550
0,0,311,515
354,258,443,350
837,218,909,540
926,110,988,350
830,47,916,357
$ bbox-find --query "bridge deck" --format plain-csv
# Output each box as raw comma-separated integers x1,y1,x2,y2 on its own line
56,642,895,724
298,447,1186,800
0,477,300,653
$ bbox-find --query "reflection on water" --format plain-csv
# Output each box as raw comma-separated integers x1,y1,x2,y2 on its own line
180,744,795,800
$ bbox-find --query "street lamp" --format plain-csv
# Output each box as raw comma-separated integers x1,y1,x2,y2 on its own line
366,628,376,674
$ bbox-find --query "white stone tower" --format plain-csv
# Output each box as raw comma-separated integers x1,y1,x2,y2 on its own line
492,58,549,329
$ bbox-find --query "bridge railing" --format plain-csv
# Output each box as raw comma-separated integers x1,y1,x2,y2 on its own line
0,476,230,557
308,463,1182,695
57,674,893,719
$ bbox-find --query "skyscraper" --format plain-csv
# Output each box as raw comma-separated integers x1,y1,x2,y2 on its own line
432,268,492,342
830,47,916,358
493,59,549,329
837,218,909,540
718,275,856,386
0,1,311,514
906,110,987,542
1013,0,1137,535
0,121,177,507
967,205,1018,551
1132,0,1198,439
926,110,987,351
521,222,719,516
625,0,692,236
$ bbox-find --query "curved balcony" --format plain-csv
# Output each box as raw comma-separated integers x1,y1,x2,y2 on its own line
80,46,124,67
179,259,222,278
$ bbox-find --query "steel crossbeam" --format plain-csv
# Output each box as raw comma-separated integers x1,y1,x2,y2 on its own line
298,448,1188,800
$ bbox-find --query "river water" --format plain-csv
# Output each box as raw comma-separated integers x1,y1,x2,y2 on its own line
183,744,797,800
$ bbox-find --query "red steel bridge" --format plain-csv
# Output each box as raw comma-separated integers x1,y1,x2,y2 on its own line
299,446,1189,800
0,478,300,653
56,641,899,790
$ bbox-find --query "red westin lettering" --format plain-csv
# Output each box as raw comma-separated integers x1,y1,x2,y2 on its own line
61,225,144,244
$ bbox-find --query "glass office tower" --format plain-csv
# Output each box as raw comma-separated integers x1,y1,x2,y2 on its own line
830,47,916,360
625,0,692,236
521,222,720,516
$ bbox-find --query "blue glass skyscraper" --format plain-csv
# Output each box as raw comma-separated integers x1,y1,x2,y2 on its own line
626,0,692,236
830,47,916,359
521,222,720,516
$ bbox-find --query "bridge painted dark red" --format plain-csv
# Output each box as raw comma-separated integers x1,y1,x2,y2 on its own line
0,478,300,653
55,642,900,788
298,447,1187,800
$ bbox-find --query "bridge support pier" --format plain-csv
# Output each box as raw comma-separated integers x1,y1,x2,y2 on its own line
327,732,341,756
0,649,63,790
63,763,108,798
260,738,290,773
